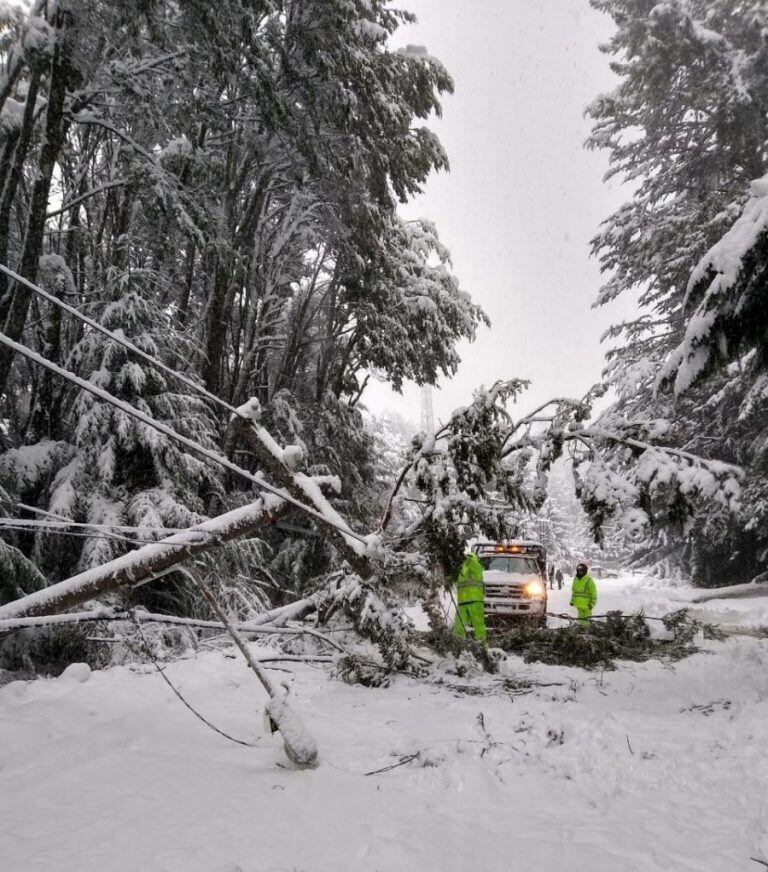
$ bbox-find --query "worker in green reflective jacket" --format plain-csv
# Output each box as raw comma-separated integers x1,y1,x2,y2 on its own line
453,551,486,643
570,562,597,625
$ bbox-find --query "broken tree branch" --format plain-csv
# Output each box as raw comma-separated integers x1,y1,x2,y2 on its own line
231,415,373,579
0,497,289,619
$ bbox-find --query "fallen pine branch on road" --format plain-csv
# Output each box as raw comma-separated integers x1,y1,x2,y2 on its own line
494,610,726,670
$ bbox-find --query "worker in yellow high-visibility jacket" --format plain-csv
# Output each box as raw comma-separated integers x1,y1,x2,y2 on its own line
453,551,486,643
570,562,597,624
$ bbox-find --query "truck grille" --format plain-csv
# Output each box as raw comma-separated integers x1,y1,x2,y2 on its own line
485,582,528,598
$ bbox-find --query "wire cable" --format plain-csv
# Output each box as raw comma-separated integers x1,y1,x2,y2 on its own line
0,328,367,547
0,514,218,538
0,261,243,421
0,262,369,554
0,521,166,546
131,612,259,748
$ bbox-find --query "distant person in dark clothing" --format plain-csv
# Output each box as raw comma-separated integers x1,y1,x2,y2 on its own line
555,568,563,590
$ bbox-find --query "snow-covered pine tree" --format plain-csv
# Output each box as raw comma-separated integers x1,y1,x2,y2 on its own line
586,0,768,582
24,276,221,582
367,410,414,502
0,485,47,605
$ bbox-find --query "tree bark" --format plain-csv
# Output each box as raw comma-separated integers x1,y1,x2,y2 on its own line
0,12,76,396
202,255,231,394
0,67,42,310
175,238,196,326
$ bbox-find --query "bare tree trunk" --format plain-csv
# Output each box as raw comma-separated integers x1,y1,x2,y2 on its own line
175,238,196,326
0,67,42,310
314,271,341,402
202,255,232,394
0,12,76,396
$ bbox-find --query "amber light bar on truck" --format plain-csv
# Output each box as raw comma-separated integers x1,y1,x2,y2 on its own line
482,543,543,557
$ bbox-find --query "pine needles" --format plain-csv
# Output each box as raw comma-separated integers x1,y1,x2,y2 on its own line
493,610,722,670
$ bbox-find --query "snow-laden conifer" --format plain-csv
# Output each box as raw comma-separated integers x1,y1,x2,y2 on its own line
586,0,768,581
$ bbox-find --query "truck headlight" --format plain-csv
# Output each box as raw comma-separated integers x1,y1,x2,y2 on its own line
525,581,545,598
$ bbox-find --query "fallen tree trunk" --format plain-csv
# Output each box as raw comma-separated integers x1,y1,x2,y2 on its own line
716,625,768,639
686,582,768,603
0,496,288,619
0,414,376,621
242,596,322,628
231,414,374,580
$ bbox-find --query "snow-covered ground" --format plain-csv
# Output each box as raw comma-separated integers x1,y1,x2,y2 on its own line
2,576,768,872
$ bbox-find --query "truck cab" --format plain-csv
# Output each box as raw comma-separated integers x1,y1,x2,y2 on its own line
473,541,548,630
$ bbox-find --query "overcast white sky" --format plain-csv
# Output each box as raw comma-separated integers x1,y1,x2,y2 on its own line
364,0,637,427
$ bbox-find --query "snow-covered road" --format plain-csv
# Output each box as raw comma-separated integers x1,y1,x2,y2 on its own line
2,576,768,872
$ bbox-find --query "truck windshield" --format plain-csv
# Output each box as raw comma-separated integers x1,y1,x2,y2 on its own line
478,555,540,574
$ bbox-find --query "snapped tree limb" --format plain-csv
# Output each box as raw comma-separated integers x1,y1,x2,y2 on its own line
230,413,374,579
0,497,289,619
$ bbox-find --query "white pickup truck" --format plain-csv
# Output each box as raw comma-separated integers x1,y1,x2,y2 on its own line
473,541,548,630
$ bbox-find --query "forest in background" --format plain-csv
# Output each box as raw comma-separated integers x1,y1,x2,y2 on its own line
0,1,767,676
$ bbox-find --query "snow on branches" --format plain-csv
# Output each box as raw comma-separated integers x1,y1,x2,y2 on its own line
572,435,741,543
321,572,414,674
661,172,768,394
585,0,768,580
379,380,743,576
